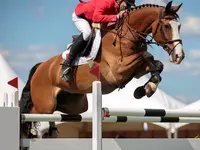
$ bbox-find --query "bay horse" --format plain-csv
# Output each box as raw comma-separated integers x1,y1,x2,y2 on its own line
20,1,184,138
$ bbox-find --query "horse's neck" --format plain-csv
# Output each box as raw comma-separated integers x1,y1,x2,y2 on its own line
99,7,162,84
100,7,162,61
128,7,161,34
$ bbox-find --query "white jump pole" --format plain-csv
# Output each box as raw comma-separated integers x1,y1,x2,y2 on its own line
21,114,93,122
21,114,200,123
92,81,102,150
103,108,200,118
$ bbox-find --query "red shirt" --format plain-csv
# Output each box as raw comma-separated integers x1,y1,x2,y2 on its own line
92,0,119,23
74,1,95,21
74,0,118,23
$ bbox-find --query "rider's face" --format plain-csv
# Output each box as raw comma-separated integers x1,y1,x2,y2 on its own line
118,1,127,10
120,2,127,8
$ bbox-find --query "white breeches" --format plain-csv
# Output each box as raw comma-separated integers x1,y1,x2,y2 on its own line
72,12,92,41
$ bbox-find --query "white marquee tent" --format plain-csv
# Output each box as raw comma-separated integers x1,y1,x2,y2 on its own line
0,54,25,106
174,99,200,129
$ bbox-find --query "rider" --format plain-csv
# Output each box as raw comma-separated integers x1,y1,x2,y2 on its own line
62,0,130,81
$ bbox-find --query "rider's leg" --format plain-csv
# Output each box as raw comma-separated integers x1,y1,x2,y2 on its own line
62,12,91,81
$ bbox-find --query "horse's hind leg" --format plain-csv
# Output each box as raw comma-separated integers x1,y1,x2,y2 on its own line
30,84,59,138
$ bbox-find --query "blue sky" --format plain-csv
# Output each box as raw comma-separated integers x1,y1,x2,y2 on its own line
0,0,200,104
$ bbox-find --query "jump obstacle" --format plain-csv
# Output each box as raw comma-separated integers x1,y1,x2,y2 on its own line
1,81,200,150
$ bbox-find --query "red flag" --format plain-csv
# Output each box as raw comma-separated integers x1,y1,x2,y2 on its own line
7,77,18,90
89,62,100,80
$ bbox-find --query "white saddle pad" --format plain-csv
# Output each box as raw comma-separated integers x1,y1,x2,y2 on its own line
62,24,101,66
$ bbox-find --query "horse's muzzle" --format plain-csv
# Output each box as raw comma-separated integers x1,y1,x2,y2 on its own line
169,50,185,64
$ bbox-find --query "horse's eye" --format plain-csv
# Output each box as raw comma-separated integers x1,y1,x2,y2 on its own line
164,24,171,29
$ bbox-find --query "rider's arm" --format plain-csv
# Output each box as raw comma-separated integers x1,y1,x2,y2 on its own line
92,0,118,23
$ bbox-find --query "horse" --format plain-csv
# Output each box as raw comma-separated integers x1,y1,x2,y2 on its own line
20,1,184,138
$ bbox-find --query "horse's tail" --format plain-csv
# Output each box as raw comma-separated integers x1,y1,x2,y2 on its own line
19,62,42,138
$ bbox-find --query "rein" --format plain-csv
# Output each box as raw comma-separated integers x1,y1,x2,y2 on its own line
96,6,182,55
121,7,182,55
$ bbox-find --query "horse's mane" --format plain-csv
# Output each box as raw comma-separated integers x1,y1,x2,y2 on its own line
134,4,162,10
131,4,179,19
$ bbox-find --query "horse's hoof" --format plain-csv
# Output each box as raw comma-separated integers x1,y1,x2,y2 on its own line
30,128,38,136
144,82,157,98
134,86,145,99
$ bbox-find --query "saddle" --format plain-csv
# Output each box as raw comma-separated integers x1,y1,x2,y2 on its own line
67,24,98,57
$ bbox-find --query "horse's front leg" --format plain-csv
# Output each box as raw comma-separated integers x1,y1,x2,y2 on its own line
143,60,163,97
134,52,164,99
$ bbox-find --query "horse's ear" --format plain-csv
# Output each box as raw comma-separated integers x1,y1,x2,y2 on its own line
171,3,183,13
165,1,173,14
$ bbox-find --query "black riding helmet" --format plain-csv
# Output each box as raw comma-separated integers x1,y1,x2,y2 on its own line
116,0,136,11
125,0,136,6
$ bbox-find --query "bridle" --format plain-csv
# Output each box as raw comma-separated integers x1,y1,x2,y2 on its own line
114,6,183,55
151,8,182,55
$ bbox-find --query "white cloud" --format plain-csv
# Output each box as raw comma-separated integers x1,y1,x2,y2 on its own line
4,44,61,70
174,95,194,104
188,49,200,59
157,48,200,76
182,16,200,36
27,44,59,60
162,60,200,76
0,46,9,57
0,50,9,57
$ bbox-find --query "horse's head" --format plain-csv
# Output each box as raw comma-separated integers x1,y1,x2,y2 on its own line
152,1,184,64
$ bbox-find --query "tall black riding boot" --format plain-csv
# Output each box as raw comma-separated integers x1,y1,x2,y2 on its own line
61,33,87,81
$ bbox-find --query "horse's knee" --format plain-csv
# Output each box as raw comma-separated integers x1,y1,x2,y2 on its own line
154,60,164,73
